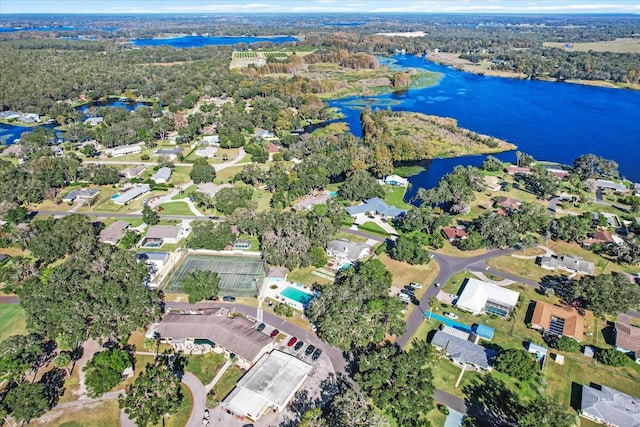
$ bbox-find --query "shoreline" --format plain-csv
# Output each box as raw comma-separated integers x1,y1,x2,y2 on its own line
424,51,640,91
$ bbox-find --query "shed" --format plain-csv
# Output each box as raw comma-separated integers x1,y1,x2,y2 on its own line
473,324,495,341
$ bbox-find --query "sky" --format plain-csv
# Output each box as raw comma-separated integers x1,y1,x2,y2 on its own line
1,0,639,14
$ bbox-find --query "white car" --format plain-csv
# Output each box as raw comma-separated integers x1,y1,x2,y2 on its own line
444,312,459,320
409,282,423,289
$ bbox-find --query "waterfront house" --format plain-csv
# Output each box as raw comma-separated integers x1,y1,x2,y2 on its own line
83,117,104,127
384,174,409,186
594,179,628,193
345,197,407,219
530,301,584,341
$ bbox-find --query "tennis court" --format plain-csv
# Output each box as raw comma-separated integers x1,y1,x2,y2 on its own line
165,254,267,297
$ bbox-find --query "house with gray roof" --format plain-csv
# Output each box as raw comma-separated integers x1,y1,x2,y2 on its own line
62,188,100,203
83,117,103,127
326,238,371,265
142,225,182,247
112,184,150,205
154,147,183,160
345,197,407,219
595,179,628,193
157,309,274,369
292,193,331,211
538,254,595,276
580,384,640,427
615,313,640,364
151,167,172,184
430,328,497,370
121,165,145,179
99,220,130,245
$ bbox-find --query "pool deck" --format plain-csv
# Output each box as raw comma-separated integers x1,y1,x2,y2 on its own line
263,281,315,311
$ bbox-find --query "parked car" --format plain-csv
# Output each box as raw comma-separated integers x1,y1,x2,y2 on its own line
312,348,323,361
305,344,316,356
444,312,459,320
409,282,423,289
294,341,304,351
222,295,236,302
398,293,411,301
270,329,280,338
287,337,298,347
256,323,266,332
434,282,441,287
400,288,415,296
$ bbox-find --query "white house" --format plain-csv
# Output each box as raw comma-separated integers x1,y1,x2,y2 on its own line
326,239,371,265
106,144,143,157
142,225,182,246
195,147,218,158
151,167,172,184
455,278,520,318
384,174,409,186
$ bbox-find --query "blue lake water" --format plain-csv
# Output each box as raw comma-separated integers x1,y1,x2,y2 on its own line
75,99,153,114
132,35,298,48
329,54,640,186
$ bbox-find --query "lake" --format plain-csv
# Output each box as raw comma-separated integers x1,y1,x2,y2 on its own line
329,54,640,187
132,35,298,48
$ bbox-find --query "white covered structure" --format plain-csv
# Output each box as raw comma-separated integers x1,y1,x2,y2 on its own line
455,278,520,318
222,350,312,420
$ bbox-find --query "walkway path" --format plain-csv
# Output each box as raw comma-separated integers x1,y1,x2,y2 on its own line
204,359,232,393
511,245,555,259
471,271,514,286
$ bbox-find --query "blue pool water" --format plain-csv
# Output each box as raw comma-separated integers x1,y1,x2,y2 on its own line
329,191,338,196
425,311,473,333
111,193,120,199
281,286,314,306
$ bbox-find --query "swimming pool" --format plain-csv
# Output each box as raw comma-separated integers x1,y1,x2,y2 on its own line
280,286,315,306
111,193,121,199
329,191,338,196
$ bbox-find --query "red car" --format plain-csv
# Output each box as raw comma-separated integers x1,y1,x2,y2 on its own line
270,329,280,338
287,337,298,347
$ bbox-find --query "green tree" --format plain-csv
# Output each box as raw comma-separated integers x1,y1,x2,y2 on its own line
186,221,235,250
142,205,160,225
595,347,628,367
189,158,216,184
309,246,328,268
3,382,49,423
481,155,504,171
389,234,430,265
214,187,255,216
517,396,578,427
119,230,140,249
328,388,391,427
54,352,72,377
549,336,580,353
338,170,384,201
84,349,133,397
80,144,97,157
299,407,327,427
494,349,539,381
119,359,183,427
577,273,640,316
4,206,27,224
180,270,220,304
0,334,50,383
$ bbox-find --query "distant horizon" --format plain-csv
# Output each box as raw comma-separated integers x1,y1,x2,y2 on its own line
1,1,639,15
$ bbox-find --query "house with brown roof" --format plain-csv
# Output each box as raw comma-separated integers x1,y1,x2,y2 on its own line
531,301,584,341
615,313,640,363
121,165,146,179
441,226,468,242
494,196,522,212
506,166,531,175
583,230,617,247
99,220,130,245
157,308,274,369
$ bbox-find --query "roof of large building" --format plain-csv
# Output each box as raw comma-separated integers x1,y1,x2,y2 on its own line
157,311,272,363
431,329,497,369
326,238,371,262
112,184,150,204
99,220,129,244
595,179,628,192
455,278,520,315
531,301,584,341
581,385,640,427
495,196,522,211
145,225,181,240
292,193,331,211
223,350,312,418
345,197,406,218
615,313,640,359
62,188,100,202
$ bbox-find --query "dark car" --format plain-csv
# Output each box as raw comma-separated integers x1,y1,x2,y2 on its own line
287,337,298,347
294,341,304,351
312,348,323,361
222,295,236,302
270,329,280,338
305,344,316,356
256,323,266,332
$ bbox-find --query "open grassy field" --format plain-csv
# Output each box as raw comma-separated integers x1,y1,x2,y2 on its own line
214,165,244,184
207,365,245,406
382,185,412,210
158,201,194,216
31,399,120,427
185,352,227,384
379,253,440,290
543,38,640,53
288,266,333,286
358,221,390,236
0,304,26,341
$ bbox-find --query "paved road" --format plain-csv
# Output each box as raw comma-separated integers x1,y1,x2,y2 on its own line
182,372,208,427
28,209,223,222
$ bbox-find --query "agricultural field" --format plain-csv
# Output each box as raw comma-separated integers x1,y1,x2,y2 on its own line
543,38,640,53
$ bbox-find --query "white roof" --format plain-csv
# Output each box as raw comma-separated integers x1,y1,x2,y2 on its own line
456,278,519,314
385,174,408,184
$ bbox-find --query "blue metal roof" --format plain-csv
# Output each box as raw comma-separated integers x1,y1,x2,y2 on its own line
473,324,495,340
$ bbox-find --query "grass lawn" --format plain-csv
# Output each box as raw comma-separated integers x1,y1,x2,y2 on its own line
171,184,197,200
32,399,120,427
214,165,244,184
161,384,192,427
254,188,273,213
382,185,412,210
0,304,26,341
159,202,194,216
58,366,81,404
335,231,368,243
207,365,245,406
170,166,193,186
288,266,333,286
424,406,448,427
487,256,561,283
358,221,390,236
437,241,487,258
185,352,227,385
379,253,440,290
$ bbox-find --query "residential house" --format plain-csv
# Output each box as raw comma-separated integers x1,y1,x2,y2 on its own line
326,239,372,266
106,144,143,157
384,174,409,186
254,129,276,139
151,167,172,184
580,385,640,427
595,179,628,193
157,308,274,369
530,301,584,341
201,135,220,146
494,196,522,212
430,327,497,370
345,197,407,219
538,254,595,276
19,113,40,123
0,111,20,120
83,117,104,127
583,230,623,247
196,182,232,198
99,220,130,245
547,167,570,179
121,165,145,179
142,225,182,247
455,278,520,318
51,146,64,157
194,147,217,158
154,147,183,160
222,350,312,420
1,145,22,157
634,183,640,197
484,175,502,192
506,166,531,175
137,252,170,285
292,193,331,211
112,184,150,205
441,226,468,242
62,188,100,203
615,314,640,363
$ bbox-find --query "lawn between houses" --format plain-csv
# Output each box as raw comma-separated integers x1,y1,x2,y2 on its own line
0,303,26,342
